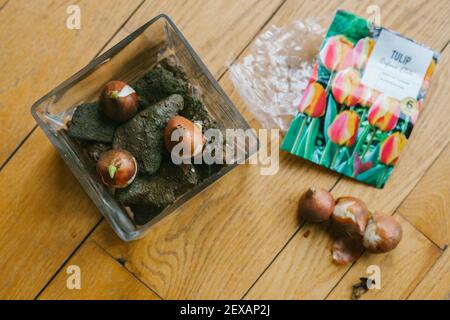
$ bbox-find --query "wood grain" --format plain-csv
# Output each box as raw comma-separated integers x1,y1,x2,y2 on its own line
408,248,450,300
39,241,159,300
0,0,143,300
92,152,337,299
0,0,9,11
0,130,101,299
399,144,450,249
104,0,286,78
0,0,143,168
245,0,450,299
326,215,441,300
243,222,350,299
0,0,285,299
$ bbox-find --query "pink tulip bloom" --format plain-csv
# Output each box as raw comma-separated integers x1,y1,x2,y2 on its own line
298,82,327,118
352,37,375,70
368,95,400,132
357,85,379,108
319,35,354,72
331,68,361,106
327,110,360,147
422,60,436,91
379,132,407,166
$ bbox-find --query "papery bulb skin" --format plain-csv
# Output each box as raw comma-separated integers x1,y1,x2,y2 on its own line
332,236,364,265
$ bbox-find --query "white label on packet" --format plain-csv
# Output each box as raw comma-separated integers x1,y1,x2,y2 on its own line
361,29,433,101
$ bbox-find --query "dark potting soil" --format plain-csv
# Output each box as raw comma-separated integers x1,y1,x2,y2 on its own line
66,59,224,226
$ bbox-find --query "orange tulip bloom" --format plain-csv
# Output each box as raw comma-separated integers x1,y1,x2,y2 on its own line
422,60,436,91
298,82,327,118
327,110,360,147
368,95,400,131
379,132,407,166
356,85,380,108
331,68,361,106
411,100,423,125
319,35,354,71
351,37,375,70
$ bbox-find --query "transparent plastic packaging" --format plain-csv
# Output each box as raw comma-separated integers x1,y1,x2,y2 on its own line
229,18,328,132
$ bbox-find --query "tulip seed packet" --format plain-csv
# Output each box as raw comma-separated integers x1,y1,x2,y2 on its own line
282,10,439,188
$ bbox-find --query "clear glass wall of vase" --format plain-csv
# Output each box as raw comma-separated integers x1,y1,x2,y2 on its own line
31,14,257,241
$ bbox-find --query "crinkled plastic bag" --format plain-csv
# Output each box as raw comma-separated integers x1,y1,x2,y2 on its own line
229,18,328,132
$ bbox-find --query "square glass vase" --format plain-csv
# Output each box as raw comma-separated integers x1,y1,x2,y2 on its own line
31,14,256,241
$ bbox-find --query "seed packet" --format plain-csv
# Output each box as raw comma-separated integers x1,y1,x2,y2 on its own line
281,10,439,188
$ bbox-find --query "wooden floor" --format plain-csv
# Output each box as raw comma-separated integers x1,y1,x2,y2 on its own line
0,0,449,300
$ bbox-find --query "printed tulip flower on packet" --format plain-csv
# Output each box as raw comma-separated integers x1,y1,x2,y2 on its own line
281,10,439,188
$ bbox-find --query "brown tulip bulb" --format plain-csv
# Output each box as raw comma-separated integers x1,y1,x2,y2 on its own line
164,116,205,159
100,81,138,122
298,187,335,223
331,196,369,238
363,212,402,253
96,150,137,188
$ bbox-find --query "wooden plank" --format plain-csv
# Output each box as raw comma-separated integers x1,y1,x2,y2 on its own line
0,0,8,11
244,0,450,299
408,248,450,300
399,144,450,249
0,0,284,299
39,241,159,300
326,215,441,300
242,222,350,299
104,0,286,78
0,0,142,299
0,130,101,299
0,0,143,168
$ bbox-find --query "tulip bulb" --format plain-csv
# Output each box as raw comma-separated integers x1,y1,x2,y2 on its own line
100,80,138,122
298,187,335,223
363,212,402,253
331,196,369,238
96,149,137,188
164,116,205,159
